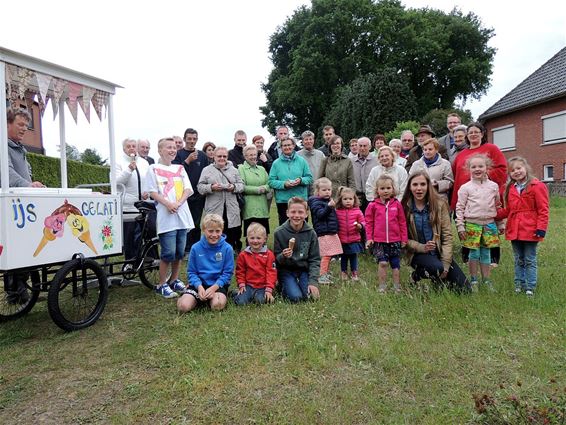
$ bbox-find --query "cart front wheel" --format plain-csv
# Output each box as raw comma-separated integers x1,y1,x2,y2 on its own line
0,271,40,322
139,240,164,290
48,258,108,331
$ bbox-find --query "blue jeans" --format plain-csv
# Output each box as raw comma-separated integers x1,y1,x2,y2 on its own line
159,229,187,262
278,269,310,303
511,241,538,290
233,285,268,305
411,253,470,293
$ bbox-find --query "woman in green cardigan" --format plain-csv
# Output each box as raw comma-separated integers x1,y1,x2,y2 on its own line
239,145,271,234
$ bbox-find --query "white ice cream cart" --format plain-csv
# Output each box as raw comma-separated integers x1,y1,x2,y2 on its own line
0,47,160,331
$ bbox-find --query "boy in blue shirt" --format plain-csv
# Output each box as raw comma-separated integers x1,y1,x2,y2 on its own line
177,213,234,312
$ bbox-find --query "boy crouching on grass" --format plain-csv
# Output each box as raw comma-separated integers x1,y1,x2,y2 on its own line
177,214,234,313
146,137,195,299
234,223,277,305
274,197,321,303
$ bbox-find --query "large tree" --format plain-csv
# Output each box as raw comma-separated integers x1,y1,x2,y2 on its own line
260,0,495,136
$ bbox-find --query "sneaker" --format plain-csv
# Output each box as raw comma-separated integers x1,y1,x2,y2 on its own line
378,283,387,293
514,287,522,294
340,272,349,281
525,290,534,297
351,271,359,282
393,283,402,294
169,279,186,293
155,283,179,299
318,274,332,285
470,278,479,293
483,279,496,292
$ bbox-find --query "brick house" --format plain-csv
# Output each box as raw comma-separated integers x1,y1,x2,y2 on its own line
479,46,566,184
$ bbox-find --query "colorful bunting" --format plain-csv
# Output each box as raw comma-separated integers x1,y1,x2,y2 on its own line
35,72,52,104
65,82,82,123
80,86,95,123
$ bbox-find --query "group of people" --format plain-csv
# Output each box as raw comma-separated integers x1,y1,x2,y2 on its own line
3,106,551,311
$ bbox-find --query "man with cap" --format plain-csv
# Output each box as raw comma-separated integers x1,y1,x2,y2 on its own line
405,125,448,173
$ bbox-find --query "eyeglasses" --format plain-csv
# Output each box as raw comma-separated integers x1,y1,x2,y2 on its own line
216,155,228,158
467,131,482,135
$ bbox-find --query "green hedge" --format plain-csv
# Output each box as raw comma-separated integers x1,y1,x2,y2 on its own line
27,153,110,188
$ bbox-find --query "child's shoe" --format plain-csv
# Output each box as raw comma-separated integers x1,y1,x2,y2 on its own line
351,271,359,281
340,271,349,281
483,279,495,292
378,283,387,293
393,283,402,294
514,286,522,294
155,283,179,299
318,274,332,285
470,277,479,293
169,279,186,293
525,289,534,297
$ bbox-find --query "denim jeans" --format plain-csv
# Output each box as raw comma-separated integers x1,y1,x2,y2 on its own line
511,241,538,290
278,269,310,303
233,285,268,305
411,253,470,293
159,229,187,262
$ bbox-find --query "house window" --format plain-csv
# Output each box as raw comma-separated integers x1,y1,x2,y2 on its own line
492,125,515,150
543,165,554,181
542,111,566,144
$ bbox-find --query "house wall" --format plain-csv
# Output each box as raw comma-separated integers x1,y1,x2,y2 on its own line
484,97,566,182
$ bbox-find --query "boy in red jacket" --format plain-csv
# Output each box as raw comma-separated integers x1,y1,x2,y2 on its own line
233,223,277,305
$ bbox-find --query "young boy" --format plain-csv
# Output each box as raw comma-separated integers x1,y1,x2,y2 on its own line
146,137,195,298
177,214,234,312
273,197,321,303
234,223,277,305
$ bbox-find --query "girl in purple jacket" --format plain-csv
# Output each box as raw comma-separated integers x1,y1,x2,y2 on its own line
365,175,408,293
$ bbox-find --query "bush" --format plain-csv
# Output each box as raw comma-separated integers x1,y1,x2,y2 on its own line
27,153,109,188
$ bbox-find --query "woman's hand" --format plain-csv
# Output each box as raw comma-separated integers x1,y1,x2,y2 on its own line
226,184,235,192
440,270,448,279
211,183,223,191
424,240,436,252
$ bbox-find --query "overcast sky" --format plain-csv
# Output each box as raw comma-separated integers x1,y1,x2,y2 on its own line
2,0,565,160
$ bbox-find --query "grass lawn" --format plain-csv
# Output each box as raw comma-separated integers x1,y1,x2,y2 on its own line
1,199,565,424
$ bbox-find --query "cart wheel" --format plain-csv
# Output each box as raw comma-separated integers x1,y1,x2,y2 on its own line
139,240,162,290
47,258,108,331
0,271,40,322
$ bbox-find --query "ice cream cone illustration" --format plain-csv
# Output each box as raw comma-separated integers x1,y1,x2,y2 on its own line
289,238,296,250
67,213,98,255
34,227,57,257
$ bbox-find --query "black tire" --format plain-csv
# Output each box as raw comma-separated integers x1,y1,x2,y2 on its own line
0,271,40,322
47,259,108,331
139,240,162,290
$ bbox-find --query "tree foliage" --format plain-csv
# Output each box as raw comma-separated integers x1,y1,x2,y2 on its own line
384,120,421,141
324,69,417,141
81,148,106,166
65,144,81,161
261,0,495,137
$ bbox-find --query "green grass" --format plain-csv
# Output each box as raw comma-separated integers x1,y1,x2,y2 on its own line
1,201,565,424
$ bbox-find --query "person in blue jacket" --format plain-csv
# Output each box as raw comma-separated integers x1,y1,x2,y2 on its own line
177,214,234,312
268,137,313,225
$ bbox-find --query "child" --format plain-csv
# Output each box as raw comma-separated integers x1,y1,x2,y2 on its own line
456,153,502,291
335,187,365,281
177,214,234,312
274,197,321,303
146,137,195,299
365,174,408,293
234,223,277,305
308,177,343,284
497,157,549,296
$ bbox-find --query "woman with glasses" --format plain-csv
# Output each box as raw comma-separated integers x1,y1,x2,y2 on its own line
197,147,245,252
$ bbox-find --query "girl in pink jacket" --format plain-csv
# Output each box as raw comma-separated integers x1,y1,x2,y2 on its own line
497,157,549,296
335,187,365,281
365,175,408,293
456,154,502,291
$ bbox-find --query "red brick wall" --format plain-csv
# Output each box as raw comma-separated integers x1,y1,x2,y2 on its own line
483,97,566,181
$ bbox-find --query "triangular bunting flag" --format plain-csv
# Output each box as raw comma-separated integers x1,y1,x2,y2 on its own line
35,72,52,104
80,86,95,123
92,89,109,121
51,77,66,119
66,82,82,123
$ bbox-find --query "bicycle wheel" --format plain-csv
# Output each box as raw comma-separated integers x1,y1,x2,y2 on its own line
47,259,108,331
0,271,40,321
139,240,162,290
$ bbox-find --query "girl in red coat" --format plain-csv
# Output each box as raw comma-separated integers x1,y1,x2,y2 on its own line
497,157,549,296
335,187,365,281
365,175,408,293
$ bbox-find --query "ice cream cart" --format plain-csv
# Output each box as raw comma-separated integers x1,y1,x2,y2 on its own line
0,47,148,331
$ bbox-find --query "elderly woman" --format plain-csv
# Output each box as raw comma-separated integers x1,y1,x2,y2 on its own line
450,125,468,164
198,147,245,252
202,142,216,164
348,138,358,159
388,139,407,168
401,171,470,292
268,137,313,225
319,135,355,196
365,146,408,202
115,138,151,265
408,138,453,200
238,145,271,235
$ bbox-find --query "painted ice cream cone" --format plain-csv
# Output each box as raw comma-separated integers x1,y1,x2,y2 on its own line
288,238,296,250
33,227,57,257
78,230,98,255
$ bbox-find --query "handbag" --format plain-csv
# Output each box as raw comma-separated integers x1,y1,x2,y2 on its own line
217,167,245,210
